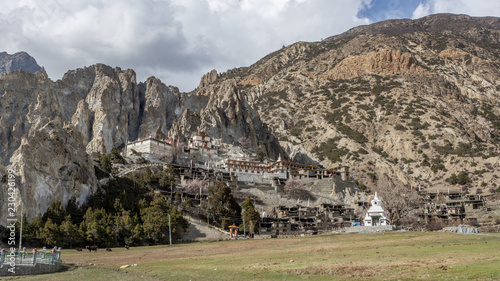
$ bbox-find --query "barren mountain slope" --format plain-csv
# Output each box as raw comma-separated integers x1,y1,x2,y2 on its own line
179,14,500,192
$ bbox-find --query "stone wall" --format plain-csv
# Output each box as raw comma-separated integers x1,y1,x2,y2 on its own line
0,262,62,276
235,173,265,183
344,225,397,233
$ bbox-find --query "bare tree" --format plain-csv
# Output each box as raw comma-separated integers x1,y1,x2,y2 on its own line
185,178,208,197
283,178,313,201
377,183,421,226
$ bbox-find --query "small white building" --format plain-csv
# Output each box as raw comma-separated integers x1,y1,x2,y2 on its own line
126,137,172,157
363,192,388,226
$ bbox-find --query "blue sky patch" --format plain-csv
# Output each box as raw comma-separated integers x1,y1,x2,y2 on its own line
358,0,428,22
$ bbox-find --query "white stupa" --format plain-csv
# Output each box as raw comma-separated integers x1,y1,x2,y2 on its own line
364,192,388,226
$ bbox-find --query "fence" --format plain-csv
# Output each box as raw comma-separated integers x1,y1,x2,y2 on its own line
1,247,61,266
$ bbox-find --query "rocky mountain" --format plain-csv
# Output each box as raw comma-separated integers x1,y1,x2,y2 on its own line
0,51,44,76
1,14,499,221
0,65,181,221
181,13,499,193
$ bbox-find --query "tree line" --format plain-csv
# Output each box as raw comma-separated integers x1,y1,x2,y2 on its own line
6,184,188,248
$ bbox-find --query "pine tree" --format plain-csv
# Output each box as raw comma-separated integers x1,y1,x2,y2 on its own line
38,218,62,247
60,215,84,248
83,207,116,246
140,194,171,244
240,197,261,235
205,181,241,229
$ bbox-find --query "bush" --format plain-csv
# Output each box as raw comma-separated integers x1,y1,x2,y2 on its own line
457,171,471,185
367,172,377,181
312,138,349,162
450,171,471,185
358,148,369,154
394,124,406,131
290,127,301,136
372,146,388,158
431,164,446,173
337,124,368,144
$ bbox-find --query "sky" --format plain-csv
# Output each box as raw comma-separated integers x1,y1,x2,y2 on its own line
0,0,499,92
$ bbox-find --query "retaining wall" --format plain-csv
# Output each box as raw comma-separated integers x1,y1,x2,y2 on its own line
344,225,397,233
0,261,62,276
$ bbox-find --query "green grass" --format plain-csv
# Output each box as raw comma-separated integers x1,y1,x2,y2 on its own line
5,232,500,280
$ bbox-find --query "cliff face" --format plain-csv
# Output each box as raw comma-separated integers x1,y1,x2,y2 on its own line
0,65,181,221
1,14,499,221
0,71,96,222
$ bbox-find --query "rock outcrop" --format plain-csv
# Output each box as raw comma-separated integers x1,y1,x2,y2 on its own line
325,49,428,80
9,122,96,221
0,51,44,76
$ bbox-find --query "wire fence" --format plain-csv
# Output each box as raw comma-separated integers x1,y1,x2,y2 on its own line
1,248,61,266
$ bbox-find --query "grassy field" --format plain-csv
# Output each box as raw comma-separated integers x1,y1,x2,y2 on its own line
4,232,500,281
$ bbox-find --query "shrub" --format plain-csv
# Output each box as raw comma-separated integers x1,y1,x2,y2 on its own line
367,172,377,181
358,148,369,154
290,127,301,136
457,171,471,185
305,126,317,132
312,138,349,162
450,171,471,185
431,163,446,173
395,124,406,131
337,124,367,144
372,146,389,158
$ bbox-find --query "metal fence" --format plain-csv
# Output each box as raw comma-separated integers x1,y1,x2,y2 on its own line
1,248,61,266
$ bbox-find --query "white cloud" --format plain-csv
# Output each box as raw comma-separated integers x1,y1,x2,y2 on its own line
414,0,500,19
412,3,430,19
1,0,498,92
0,0,371,91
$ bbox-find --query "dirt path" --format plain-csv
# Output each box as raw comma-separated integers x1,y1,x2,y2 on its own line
182,219,230,241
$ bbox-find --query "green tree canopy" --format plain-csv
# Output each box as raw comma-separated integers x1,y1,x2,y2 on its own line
240,197,261,235
140,193,187,244
60,215,84,248
38,218,62,247
204,181,241,229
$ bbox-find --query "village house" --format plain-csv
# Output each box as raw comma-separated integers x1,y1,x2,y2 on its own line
188,132,214,151
417,190,486,225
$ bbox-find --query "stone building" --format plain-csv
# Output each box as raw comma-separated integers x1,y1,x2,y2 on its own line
188,132,213,150
125,137,172,158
